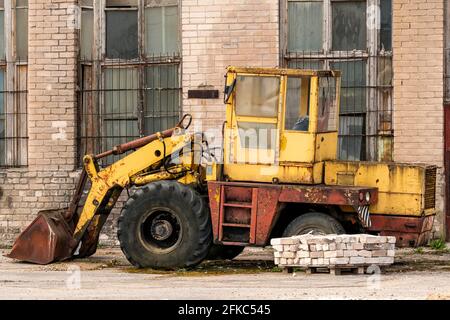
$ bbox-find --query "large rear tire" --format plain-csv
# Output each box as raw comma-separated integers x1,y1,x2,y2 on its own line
118,181,212,269
282,212,345,237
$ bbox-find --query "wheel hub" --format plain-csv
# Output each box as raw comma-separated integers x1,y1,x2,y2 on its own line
151,219,174,241
141,209,182,253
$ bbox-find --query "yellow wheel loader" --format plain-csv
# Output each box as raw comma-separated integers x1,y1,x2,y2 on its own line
6,67,437,268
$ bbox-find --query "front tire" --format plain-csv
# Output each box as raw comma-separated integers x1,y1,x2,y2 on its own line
118,181,212,269
282,212,345,237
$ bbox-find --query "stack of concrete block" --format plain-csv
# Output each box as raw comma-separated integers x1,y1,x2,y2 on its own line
271,234,396,268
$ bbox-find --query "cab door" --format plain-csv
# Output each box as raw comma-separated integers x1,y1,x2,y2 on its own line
279,76,317,164
227,73,281,166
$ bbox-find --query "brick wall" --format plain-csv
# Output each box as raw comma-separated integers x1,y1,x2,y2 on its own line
181,0,279,135
0,0,79,246
0,0,447,247
392,0,446,237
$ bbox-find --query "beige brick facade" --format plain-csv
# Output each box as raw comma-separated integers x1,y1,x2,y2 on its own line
181,0,279,132
0,0,79,244
392,0,445,236
0,0,447,245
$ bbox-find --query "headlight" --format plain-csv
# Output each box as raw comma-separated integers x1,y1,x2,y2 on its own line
365,192,371,202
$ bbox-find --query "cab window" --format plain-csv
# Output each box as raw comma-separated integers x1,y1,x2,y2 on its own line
285,76,310,131
235,75,279,118
317,76,338,132
234,75,280,151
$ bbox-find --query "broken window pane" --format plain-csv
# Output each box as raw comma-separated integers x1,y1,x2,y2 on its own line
81,8,93,60
103,68,139,163
235,76,280,118
145,6,179,56
15,0,28,60
0,10,5,60
106,10,138,59
332,1,367,51
380,0,392,51
144,64,180,133
288,1,323,52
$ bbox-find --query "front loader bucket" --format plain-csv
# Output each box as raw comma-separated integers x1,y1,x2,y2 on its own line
6,209,77,265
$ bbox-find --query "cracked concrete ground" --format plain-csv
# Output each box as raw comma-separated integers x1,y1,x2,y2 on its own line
0,247,450,300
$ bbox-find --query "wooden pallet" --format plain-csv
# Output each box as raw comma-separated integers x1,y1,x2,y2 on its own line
282,265,368,276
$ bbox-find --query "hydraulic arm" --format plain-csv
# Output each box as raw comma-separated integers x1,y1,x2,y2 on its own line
7,115,202,264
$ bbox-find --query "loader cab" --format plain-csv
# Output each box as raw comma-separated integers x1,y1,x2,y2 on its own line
222,67,341,185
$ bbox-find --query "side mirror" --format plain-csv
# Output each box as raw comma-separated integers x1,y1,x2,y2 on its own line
224,77,236,104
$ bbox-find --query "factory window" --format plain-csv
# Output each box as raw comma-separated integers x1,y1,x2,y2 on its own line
145,3,179,56
78,0,181,165
331,1,366,51
282,0,393,162
106,4,138,59
0,0,28,167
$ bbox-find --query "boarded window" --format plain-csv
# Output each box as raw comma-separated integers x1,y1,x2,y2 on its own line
288,1,323,51
332,1,367,51
235,76,280,118
145,5,179,56
15,0,28,60
103,68,139,161
145,64,179,133
81,8,93,60
106,10,139,59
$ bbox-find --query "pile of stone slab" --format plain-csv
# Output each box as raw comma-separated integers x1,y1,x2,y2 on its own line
271,234,396,272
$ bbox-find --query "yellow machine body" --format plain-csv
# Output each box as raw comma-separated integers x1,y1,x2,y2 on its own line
217,66,436,219
325,161,437,217
223,67,341,184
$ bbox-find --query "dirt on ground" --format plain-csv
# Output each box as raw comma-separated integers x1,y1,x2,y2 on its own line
0,246,449,300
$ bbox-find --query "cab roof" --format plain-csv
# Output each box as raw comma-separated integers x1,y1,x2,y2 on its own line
227,66,341,78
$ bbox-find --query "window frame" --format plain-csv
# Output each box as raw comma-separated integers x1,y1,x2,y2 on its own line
77,0,182,166
281,0,392,58
280,0,393,161
0,0,28,168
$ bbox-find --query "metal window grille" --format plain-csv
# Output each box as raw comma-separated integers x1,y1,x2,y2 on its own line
77,56,182,166
77,0,181,166
282,0,394,162
0,63,28,168
286,52,393,161
0,0,28,168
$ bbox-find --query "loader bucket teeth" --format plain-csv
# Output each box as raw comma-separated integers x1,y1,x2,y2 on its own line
5,209,76,265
